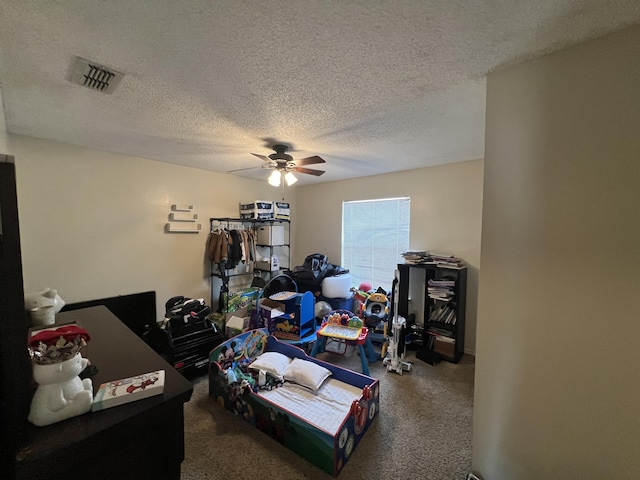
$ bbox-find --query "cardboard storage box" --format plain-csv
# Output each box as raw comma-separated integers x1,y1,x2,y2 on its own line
240,201,274,220
255,259,279,271
433,335,455,358
256,225,285,245
274,201,290,220
211,305,249,334
257,298,286,332
225,315,250,338
215,287,260,335
223,288,260,314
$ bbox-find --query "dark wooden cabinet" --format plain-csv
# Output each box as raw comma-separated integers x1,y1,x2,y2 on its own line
14,306,193,479
397,263,467,363
0,158,32,479
3,157,192,478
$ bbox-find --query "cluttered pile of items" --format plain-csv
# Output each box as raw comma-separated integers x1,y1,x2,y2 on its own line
147,252,418,378
143,296,224,377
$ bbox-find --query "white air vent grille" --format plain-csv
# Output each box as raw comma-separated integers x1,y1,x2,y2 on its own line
70,57,123,94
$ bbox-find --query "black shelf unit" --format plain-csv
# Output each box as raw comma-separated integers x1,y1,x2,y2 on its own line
253,219,291,275
397,263,467,363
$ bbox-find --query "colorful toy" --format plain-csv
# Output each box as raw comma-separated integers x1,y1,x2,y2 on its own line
362,292,389,330
318,311,363,341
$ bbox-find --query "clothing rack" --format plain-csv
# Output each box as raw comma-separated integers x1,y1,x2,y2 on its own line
208,218,260,314
210,218,246,231
207,217,291,317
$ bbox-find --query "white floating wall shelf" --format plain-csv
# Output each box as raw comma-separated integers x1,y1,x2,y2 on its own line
166,222,202,233
171,204,193,212
170,212,198,222
166,203,200,233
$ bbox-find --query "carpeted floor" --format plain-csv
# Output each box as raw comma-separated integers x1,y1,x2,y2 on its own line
180,346,474,479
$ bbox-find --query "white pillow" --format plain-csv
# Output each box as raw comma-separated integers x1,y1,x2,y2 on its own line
283,358,332,391
248,351,291,380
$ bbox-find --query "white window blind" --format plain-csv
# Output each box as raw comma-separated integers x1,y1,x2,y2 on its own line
342,197,410,291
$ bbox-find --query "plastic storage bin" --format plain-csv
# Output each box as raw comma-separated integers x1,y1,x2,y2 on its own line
256,225,285,245
321,274,352,298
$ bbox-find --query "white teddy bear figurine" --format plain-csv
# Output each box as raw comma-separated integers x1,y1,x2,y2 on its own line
24,287,66,313
28,352,93,427
27,324,93,427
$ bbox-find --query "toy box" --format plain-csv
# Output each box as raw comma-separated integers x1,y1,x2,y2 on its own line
260,291,315,341
240,201,274,220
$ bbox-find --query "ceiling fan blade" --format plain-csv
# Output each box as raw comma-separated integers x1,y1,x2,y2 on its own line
251,153,271,162
227,166,262,173
293,166,325,176
295,155,326,166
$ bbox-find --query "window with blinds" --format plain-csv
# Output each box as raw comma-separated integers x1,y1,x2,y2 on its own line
342,197,410,291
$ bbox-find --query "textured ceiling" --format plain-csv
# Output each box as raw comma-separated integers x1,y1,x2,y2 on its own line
1,1,639,185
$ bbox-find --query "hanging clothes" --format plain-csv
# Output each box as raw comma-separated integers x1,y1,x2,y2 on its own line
206,228,228,265
226,230,243,269
239,229,247,264
246,229,257,263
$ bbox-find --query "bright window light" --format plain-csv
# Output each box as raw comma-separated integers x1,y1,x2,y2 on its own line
342,197,410,291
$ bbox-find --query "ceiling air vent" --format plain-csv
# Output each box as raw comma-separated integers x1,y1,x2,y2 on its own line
70,57,124,94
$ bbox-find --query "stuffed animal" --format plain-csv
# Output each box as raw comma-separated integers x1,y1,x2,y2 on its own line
28,352,93,426
24,287,66,314
27,325,93,427
25,288,65,325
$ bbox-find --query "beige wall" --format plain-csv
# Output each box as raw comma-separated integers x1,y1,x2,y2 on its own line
9,134,296,321
8,130,482,345
295,159,484,354
0,90,7,152
473,25,640,479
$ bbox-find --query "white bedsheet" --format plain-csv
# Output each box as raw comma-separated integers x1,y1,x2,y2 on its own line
256,378,363,435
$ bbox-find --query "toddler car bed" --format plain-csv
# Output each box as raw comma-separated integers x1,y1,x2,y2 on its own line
208,328,379,477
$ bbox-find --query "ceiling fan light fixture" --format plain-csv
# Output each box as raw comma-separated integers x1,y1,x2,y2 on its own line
284,172,298,186
237,144,326,182
268,170,281,186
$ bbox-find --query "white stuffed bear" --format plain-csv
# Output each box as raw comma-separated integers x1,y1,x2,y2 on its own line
28,353,93,427
24,287,66,314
